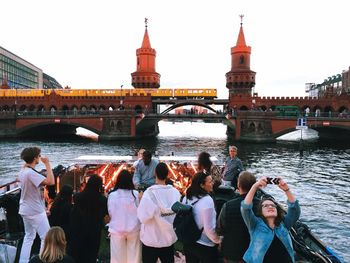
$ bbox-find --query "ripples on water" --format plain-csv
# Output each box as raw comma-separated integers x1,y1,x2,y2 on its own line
0,122,349,261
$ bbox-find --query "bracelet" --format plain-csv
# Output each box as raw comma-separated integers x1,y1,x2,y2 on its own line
283,188,290,192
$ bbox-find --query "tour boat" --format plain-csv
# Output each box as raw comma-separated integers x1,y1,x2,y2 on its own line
0,155,344,263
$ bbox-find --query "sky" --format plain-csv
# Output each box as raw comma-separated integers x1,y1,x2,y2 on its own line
1,0,350,98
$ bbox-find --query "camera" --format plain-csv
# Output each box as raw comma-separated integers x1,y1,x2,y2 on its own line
266,177,280,185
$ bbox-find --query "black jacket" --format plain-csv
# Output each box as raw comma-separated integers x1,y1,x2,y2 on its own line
217,194,259,260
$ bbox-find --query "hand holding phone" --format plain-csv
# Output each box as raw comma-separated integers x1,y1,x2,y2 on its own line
266,177,280,185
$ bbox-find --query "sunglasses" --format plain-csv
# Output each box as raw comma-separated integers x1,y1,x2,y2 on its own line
262,203,277,209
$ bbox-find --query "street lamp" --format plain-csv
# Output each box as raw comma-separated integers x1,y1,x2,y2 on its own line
119,84,124,110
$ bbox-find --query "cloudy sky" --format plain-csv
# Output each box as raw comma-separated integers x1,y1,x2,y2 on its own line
2,0,349,98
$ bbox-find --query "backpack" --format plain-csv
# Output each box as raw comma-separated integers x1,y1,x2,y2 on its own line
172,197,203,244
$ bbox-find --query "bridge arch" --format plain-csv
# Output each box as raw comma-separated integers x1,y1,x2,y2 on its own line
135,105,143,114
324,106,334,113
313,105,322,112
338,106,348,113
160,101,217,115
38,105,45,112
28,104,36,112
19,105,27,111
17,121,102,137
90,105,97,111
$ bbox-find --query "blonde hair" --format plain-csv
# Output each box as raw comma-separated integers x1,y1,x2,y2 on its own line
40,227,67,263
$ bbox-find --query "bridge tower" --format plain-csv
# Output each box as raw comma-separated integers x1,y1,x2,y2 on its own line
226,15,256,95
131,18,161,89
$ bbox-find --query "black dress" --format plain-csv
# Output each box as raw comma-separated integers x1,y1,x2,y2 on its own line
49,201,73,241
67,192,107,263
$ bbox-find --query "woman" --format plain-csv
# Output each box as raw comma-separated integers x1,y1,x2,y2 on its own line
182,172,221,263
29,226,74,263
241,177,301,263
197,152,222,190
67,175,108,263
49,185,73,242
108,170,141,263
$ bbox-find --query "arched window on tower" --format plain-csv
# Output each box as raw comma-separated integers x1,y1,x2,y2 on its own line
239,55,244,64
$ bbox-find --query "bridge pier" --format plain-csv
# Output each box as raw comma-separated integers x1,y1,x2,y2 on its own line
229,114,276,143
99,115,159,141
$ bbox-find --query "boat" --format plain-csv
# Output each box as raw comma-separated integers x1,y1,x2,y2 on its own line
0,155,344,263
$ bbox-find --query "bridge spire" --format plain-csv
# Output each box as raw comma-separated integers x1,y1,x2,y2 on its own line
225,15,256,95
131,18,161,89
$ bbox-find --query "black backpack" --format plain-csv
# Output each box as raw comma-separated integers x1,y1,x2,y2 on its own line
172,198,203,244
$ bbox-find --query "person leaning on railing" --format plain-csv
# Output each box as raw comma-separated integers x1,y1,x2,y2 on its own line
241,177,301,263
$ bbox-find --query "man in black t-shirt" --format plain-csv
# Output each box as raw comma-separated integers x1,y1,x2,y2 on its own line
217,171,259,263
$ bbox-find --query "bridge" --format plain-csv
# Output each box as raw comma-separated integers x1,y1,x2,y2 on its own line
1,108,350,142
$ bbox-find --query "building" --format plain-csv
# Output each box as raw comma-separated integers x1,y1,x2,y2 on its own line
43,73,63,89
225,15,256,95
0,46,62,89
305,66,350,97
131,19,160,89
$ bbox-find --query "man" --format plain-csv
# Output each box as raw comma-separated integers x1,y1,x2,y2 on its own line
137,162,181,263
217,171,259,263
222,145,243,189
133,150,159,189
18,147,55,263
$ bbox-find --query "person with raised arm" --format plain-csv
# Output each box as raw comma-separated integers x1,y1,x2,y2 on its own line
241,177,301,263
18,146,55,263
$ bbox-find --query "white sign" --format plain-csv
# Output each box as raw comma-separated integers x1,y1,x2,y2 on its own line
296,126,308,130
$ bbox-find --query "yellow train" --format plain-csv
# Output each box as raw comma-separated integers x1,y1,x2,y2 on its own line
0,88,217,99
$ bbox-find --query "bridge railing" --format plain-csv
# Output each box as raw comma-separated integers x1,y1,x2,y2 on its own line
0,110,141,118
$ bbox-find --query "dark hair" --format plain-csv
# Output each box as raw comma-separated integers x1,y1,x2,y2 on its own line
238,171,256,192
55,185,73,204
50,185,73,216
75,174,104,218
186,172,210,199
155,162,168,181
113,170,134,191
20,147,41,164
84,174,103,194
143,150,152,159
143,150,152,165
198,152,212,171
257,197,285,226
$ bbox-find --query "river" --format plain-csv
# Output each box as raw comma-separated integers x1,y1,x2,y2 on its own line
0,121,349,261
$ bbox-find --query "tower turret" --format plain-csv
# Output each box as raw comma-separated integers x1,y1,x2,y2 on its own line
226,15,256,95
131,18,160,89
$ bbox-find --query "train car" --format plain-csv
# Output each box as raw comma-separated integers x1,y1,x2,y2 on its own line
14,89,45,98
55,89,87,97
174,88,217,99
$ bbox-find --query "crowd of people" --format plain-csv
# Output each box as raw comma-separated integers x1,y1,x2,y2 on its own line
16,146,300,263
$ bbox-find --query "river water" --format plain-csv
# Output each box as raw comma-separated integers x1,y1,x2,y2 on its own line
0,121,349,261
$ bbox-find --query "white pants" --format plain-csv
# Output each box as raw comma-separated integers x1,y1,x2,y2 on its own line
110,231,141,263
19,212,50,263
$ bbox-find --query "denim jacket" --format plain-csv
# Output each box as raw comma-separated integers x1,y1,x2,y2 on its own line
240,200,301,263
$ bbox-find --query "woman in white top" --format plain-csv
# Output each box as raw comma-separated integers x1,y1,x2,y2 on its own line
108,170,141,263
182,171,221,263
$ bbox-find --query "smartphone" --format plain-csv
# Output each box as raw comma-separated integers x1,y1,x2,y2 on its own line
266,177,280,185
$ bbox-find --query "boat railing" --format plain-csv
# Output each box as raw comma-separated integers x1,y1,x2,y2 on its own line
0,180,20,196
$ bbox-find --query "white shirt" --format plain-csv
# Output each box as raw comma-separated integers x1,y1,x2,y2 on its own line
107,189,140,234
18,167,46,216
137,184,181,247
183,195,220,247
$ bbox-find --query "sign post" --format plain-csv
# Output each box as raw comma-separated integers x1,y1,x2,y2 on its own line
296,118,307,155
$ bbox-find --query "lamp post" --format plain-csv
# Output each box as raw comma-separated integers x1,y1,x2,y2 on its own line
119,85,124,110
